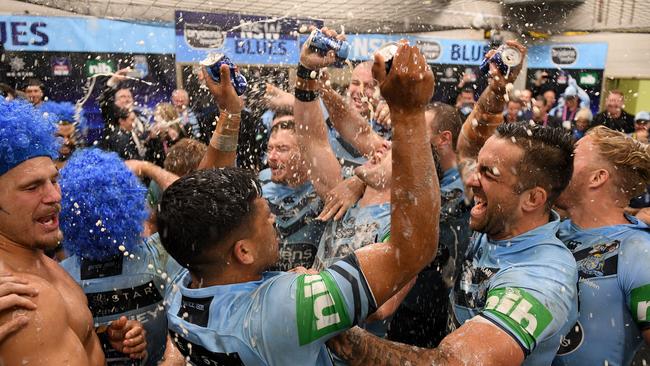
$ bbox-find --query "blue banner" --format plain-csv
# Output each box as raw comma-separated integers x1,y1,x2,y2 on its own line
175,11,322,64
0,15,174,54
527,43,608,69
346,34,490,65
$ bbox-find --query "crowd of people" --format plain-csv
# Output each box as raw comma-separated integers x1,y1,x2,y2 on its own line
0,28,649,366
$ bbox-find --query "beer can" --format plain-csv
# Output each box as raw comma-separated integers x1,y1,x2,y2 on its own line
306,29,350,68
480,45,522,77
374,42,400,75
200,53,248,96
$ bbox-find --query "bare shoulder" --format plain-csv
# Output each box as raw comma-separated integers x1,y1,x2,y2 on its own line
0,256,95,365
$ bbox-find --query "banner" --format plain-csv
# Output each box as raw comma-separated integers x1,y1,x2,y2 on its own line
175,11,322,64
345,34,490,66
0,15,174,54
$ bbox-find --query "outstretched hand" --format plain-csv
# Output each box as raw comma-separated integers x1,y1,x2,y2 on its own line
372,41,434,116
202,65,242,114
107,316,148,360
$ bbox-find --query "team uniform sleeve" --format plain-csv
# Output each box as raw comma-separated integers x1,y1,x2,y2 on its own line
477,265,577,357
618,233,650,331
254,253,377,365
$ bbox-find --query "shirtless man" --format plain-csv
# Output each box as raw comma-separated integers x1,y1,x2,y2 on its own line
0,99,144,365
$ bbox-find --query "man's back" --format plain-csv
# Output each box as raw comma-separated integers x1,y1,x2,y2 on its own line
554,216,650,366
0,254,104,365
166,255,376,366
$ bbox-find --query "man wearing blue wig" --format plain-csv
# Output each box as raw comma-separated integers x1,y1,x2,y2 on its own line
0,98,143,365
59,148,183,365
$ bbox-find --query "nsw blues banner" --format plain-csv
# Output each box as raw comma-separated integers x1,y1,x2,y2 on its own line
175,11,322,64
0,15,174,54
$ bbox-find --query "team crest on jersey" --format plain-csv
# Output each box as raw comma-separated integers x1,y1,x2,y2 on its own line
455,258,499,309
296,272,351,345
574,240,619,278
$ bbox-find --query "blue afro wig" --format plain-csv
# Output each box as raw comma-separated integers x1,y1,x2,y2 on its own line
39,101,77,124
0,98,60,176
59,148,148,260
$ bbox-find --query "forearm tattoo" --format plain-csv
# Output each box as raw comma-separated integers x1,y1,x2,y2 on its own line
328,327,448,366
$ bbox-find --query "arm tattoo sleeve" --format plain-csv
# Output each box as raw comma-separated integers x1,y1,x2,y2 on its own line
327,326,449,366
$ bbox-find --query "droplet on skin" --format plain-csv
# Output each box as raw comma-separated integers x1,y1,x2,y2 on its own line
310,71,317,79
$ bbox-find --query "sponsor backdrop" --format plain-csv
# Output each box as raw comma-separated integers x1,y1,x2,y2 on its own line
526,43,608,114
0,15,176,143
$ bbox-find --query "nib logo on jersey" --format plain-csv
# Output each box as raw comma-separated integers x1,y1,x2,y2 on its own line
184,23,226,49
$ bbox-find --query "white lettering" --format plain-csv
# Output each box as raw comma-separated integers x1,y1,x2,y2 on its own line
314,292,340,330
495,291,520,314
510,300,537,335
638,301,650,322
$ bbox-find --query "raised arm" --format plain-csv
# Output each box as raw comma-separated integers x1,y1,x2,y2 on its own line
293,29,346,200
124,160,179,191
320,75,386,157
456,41,528,179
198,65,243,170
353,42,439,306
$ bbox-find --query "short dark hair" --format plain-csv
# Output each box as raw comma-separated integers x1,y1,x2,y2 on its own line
427,102,462,151
495,123,574,209
270,120,295,135
157,168,262,268
25,78,44,90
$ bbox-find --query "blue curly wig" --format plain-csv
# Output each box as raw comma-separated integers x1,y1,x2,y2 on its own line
59,148,148,260
0,98,60,176
39,101,77,123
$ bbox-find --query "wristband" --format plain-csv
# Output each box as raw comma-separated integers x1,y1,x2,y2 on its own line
297,64,318,80
210,134,239,152
295,88,320,102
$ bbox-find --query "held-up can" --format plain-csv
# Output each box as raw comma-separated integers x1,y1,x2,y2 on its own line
374,42,400,75
200,53,248,96
480,45,522,78
306,29,351,68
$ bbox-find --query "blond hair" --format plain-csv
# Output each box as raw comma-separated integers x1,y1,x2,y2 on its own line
587,126,650,198
575,108,593,122
154,102,179,123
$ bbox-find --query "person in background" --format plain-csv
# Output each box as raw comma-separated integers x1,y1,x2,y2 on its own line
572,108,593,142
456,87,477,121
59,148,180,365
39,101,82,168
504,99,525,123
145,103,185,167
97,68,150,141
550,78,590,127
592,89,636,133
630,111,649,143
532,95,562,129
543,89,557,111
24,78,45,108
102,108,146,161
171,89,201,140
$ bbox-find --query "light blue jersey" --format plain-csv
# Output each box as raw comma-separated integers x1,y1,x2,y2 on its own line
61,234,183,365
166,254,377,366
451,212,579,365
553,215,650,366
313,202,390,270
259,169,326,271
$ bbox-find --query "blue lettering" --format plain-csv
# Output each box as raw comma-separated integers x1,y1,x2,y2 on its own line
30,22,48,46
462,45,471,61
0,22,6,45
11,22,28,46
451,44,461,61
235,39,246,54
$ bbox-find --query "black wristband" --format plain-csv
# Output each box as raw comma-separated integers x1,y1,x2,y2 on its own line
297,64,318,80
295,88,320,102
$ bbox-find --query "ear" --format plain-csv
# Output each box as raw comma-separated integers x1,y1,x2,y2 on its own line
589,169,609,189
232,240,255,265
438,131,453,148
521,186,548,213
